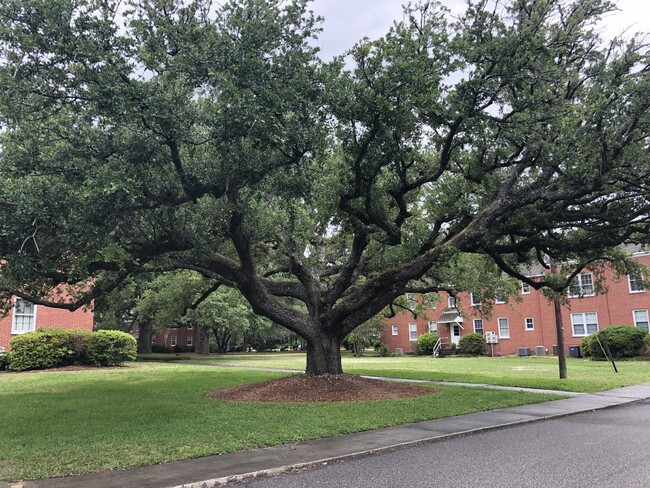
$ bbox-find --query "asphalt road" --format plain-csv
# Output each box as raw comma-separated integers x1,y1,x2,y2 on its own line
239,400,650,488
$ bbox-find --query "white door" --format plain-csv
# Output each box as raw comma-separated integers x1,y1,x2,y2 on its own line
451,325,461,346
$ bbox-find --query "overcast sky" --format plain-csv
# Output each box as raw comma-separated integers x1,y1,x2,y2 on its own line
310,0,650,60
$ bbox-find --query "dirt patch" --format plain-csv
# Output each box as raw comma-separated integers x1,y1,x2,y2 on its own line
206,374,440,403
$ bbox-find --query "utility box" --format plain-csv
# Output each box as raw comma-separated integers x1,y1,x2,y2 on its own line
568,346,581,358
395,348,404,355
517,348,531,357
552,345,559,355
536,346,546,356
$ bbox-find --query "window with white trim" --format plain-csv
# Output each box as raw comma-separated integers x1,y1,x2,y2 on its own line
521,282,531,294
525,317,534,331
171,336,177,346
571,312,598,336
628,273,645,293
633,310,649,332
495,294,507,304
473,319,484,335
187,324,194,330
470,293,481,306
498,317,510,338
409,322,418,341
428,321,437,333
391,324,398,336
568,273,595,297
448,295,457,308
406,293,414,301
427,297,436,309
12,298,36,334
187,336,193,346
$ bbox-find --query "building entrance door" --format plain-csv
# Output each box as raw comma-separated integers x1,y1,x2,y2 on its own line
451,324,461,346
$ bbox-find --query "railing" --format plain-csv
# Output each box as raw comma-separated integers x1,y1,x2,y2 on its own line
432,337,442,357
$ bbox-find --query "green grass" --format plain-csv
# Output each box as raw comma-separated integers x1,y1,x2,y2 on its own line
188,352,650,392
0,363,561,481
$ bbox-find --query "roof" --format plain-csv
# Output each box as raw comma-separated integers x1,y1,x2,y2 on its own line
436,311,463,323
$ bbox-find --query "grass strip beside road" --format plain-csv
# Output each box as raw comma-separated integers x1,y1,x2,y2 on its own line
188,352,650,393
0,363,562,481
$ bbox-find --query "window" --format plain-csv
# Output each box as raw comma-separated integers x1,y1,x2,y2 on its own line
428,321,437,333
171,336,177,346
12,298,36,334
470,293,481,306
187,324,194,330
448,295,457,308
498,317,510,338
628,273,645,293
521,282,531,294
568,273,595,297
406,293,414,301
473,319,484,335
187,336,193,346
633,310,649,332
427,297,436,309
391,324,398,336
409,322,418,341
494,292,507,304
525,317,534,331
571,312,599,336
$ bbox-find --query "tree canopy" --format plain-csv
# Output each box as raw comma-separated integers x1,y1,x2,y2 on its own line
0,0,648,374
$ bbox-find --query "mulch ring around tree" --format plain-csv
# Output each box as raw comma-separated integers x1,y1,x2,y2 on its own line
206,374,441,403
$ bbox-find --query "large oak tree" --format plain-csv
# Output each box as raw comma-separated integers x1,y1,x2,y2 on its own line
0,0,648,374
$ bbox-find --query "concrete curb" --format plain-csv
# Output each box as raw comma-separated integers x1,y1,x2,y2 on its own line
172,394,650,488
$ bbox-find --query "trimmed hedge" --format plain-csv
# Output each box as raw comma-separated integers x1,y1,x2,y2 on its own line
87,330,137,366
581,326,648,359
8,328,135,371
459,333,486,356
416,333,440,355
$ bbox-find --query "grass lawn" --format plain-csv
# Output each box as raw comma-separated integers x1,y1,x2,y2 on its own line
188,352,650,392
0,363,561,481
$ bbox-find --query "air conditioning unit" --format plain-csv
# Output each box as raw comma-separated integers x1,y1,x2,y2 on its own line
395,348,404,355
536,346,547,356
485,332,499,344
517,348,531,357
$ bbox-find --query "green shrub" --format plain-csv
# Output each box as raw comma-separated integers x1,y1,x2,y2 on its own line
581,335,593,357
416,333,440,355
584,326,648,359
87,330,137,366
377,342,390,357
9,329,91,371
151,344,171,353
645,334,650,349
0,349,10,371
459,333,486,356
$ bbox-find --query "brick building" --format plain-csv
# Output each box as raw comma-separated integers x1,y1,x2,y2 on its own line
0,296,94,349
382,250,650,356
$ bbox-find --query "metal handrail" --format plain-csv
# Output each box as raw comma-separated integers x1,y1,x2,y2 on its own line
432,337,442,357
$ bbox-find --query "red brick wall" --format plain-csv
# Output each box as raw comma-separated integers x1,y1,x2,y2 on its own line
0,299,94,349
382,254,650,356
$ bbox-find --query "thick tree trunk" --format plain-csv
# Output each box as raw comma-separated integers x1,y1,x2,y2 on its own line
305,333,343,375
553,294,567,379
137,321,153,354
195,324,210,355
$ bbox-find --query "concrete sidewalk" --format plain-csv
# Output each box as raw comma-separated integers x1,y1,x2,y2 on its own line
10,382,650,488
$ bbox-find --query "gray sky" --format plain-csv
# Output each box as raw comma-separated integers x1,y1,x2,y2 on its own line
310,0,650,60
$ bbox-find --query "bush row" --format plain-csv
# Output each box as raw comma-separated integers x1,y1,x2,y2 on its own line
580,326,648,359
1,329,136,371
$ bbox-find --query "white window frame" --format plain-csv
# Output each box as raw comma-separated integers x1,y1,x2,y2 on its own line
11,297,37,335
521,282,531,295
568,273,595,298
570,312,599,337
448,295,457,308
171,336,177,346
187,324,194,330
495,292,507,304
628,273,645,293
498,317,510,338
428,321,437,333
470,293,481,306
633,309,649,333
473,319,484,335
525,317,534,331
391,324,398,336
406,293,415,301
409,322,418,341
186,336,193,346
427,298,436,309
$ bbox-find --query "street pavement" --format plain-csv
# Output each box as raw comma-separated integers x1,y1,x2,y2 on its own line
238,399,650,488
8,382,650,488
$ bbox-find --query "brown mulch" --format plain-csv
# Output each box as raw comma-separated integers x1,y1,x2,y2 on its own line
206,374,440,403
